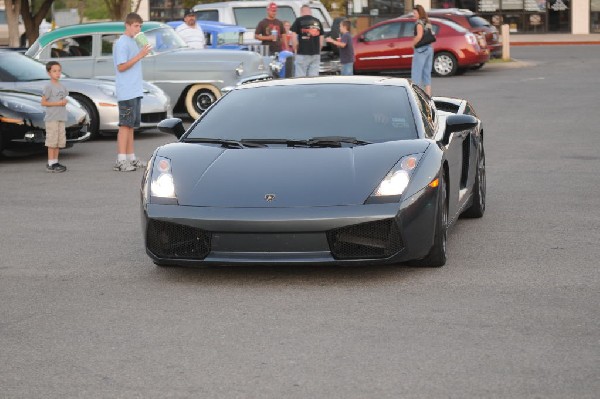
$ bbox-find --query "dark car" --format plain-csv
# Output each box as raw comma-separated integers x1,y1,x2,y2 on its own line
143,76,486,268
0,89,89,155
426,8,501,59
353,17,490,77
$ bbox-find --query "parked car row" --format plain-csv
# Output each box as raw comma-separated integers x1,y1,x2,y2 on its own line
25,21,272,119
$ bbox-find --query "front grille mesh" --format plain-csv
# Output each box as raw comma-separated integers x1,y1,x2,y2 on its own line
327,219,403,260
146,220,211,260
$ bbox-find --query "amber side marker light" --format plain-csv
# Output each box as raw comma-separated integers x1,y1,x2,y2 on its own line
98,102,117,107
428,178,439,188
0,116,25,125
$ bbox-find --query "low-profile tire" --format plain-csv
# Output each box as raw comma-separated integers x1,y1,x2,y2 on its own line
184,84,220,119
433,51,458,77
462,144,486,218
412,173,448,267
71,93,100,139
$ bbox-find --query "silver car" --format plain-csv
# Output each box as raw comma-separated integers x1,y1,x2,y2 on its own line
25,21,272,119
0,50,171,139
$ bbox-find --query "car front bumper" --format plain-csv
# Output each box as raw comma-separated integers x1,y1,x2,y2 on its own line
142,185,440,266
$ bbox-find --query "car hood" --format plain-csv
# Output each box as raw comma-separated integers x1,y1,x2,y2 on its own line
157,140,429,207
0,90,87,128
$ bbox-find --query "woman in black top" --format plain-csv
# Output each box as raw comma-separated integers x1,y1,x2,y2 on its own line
411,5,434,96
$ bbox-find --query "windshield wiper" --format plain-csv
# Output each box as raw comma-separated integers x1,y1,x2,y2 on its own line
305,136,373,147
239,137,373,148
183,138,266,148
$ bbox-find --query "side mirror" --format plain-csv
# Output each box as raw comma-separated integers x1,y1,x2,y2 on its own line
157,118,185,139
358,35,365,42
441,114,478,145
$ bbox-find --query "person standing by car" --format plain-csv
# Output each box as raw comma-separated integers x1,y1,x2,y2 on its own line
113,12,152,172
175,9,205,49
291,4,323,77
325,20,354,76
41,61,68,173
412,5,434,96
255,2,285,55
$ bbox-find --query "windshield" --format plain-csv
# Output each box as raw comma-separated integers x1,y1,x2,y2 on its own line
188,84,418,143
145,27,188,52
0,52,58,81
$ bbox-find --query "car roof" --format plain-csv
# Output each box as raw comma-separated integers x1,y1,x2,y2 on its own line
36,21,167,47
235,76,413,90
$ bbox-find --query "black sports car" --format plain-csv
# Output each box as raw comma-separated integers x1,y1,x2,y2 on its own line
0,89,89,154
142,76,486,267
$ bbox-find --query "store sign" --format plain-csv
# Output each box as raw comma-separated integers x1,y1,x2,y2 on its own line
550,0,569,11
525,0,546,11
479,0,500,12
502,0,524,10
530,14,542,25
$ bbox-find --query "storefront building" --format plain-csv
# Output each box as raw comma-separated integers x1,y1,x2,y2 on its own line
348,0,598,34
142,0,598,34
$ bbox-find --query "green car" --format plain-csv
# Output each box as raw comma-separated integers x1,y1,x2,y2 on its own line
26,21,271,119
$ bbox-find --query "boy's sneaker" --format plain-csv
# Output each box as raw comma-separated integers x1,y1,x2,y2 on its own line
113,160,136,172
46,163,67,173
130,159,146,169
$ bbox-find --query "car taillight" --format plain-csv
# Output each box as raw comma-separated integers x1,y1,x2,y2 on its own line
466,33,478,45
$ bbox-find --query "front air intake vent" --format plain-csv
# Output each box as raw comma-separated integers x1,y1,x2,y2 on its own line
327,219,403,260
146,220,211,260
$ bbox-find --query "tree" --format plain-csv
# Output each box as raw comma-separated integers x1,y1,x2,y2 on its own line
4,0,22,47
17,0,54,46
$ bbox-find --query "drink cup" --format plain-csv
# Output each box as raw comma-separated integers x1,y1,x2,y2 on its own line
271,29,278,42
134,32,149,48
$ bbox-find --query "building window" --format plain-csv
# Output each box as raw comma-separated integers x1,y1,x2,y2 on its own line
592,0,600,32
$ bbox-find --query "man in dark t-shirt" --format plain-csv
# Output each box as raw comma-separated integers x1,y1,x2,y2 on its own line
291,5,323,77
255,2,285,54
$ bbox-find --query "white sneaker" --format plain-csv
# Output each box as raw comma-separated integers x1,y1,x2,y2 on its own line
113,160,136,172
130,158,146,169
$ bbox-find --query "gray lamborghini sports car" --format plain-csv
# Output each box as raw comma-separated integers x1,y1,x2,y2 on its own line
142,76,486,267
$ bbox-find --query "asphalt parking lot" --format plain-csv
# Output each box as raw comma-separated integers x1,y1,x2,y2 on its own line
1,46,599,398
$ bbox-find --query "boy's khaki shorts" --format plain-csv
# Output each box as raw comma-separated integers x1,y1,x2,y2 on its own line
45,121,66,148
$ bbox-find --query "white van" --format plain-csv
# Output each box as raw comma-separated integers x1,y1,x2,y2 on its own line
191,0,333,46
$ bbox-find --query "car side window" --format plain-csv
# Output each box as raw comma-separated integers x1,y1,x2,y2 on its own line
195,10,219,21
101,34,119,56
50,36,92,58
399,22,415,37
412,84,435,138
364,22,401,42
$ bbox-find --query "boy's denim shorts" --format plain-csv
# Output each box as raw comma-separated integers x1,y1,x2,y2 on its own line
118,97,142,128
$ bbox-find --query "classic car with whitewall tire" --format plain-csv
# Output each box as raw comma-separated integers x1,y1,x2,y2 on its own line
0,50,170,139
142,76,486,268
0,89,89,155
24,22,272,119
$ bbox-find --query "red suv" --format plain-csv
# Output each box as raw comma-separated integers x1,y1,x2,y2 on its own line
427,8,501,58
353,17,490,77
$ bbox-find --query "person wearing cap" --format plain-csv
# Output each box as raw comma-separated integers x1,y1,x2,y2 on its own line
175,9,205,49
255,2,285,54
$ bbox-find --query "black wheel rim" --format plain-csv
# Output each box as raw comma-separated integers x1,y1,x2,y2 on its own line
478,148,486,211
194,91,216,113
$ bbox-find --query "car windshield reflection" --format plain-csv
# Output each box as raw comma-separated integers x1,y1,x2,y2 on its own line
145,27,188,53
188,84,419,144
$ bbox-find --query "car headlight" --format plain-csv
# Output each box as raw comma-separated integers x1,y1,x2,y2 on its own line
150,156,177,204
143,81,162,95
372,154,423,197
235,63,244,76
